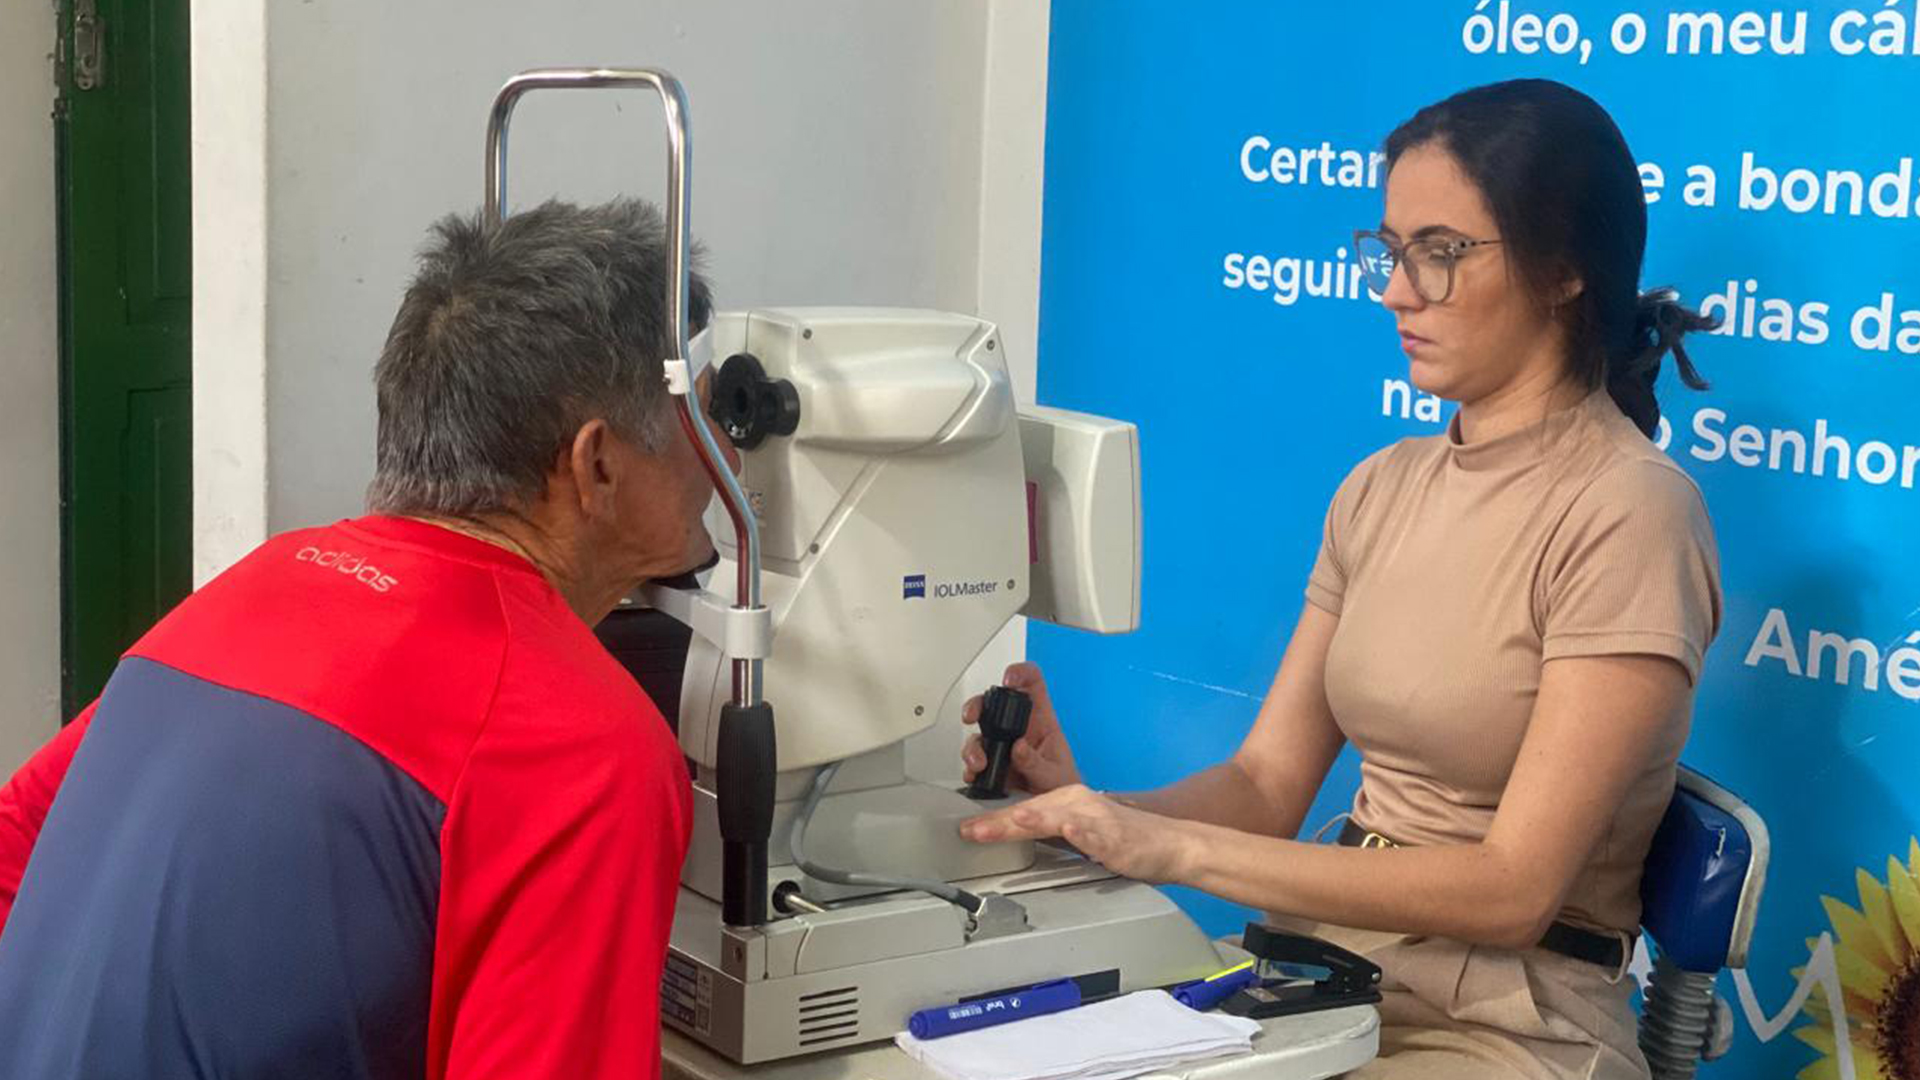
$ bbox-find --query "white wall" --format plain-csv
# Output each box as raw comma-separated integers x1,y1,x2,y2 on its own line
976,0,1051,407
0,3,62,771
193,0,1052,779
191,0,270,586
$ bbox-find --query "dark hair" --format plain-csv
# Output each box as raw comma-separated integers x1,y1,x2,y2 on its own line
1384,79,1711,438
367,197,713,516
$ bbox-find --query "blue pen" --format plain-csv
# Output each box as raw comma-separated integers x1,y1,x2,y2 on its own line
907,978,1083,1039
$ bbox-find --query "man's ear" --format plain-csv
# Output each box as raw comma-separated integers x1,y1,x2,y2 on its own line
566,419,619,517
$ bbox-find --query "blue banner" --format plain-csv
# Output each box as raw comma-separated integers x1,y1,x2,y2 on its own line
1033,3,1920,1076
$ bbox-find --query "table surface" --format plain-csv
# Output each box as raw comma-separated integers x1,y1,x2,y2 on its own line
663,1003,1379,1080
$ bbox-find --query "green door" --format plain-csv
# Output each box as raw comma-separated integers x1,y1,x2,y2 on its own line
57,0,192,714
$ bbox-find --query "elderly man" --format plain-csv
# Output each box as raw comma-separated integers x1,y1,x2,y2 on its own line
0,198,724,1078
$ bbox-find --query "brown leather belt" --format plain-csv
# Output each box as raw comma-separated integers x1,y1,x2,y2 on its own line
1335,820,1628,971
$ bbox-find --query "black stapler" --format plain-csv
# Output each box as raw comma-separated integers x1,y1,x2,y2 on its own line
1218,923,1383,1019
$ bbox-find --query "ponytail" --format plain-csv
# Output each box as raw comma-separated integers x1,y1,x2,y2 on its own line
1606,287,1715,438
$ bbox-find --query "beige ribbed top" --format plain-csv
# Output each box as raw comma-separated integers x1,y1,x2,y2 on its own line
1307,388,1722,933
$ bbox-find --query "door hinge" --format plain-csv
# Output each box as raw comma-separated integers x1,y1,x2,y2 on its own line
73,0,104,91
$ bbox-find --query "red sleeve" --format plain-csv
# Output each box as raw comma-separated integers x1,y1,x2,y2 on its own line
0,703,97,933
426,678,692,1080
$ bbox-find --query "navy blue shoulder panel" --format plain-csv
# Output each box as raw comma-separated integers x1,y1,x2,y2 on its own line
0,658,445,1080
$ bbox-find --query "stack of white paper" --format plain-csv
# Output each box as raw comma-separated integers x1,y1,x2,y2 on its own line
894,990,1263,1080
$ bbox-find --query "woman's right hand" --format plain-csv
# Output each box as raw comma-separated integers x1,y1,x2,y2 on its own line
961,662,1083,795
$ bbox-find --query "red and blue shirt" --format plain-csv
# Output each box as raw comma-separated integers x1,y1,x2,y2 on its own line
0,516,692,1078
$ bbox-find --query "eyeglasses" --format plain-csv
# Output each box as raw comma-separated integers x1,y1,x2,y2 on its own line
1352,230,1502,304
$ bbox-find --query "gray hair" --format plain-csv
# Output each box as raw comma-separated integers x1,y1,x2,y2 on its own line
366,197,713,517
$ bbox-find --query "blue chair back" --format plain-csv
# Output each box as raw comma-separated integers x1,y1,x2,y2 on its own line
1639,766,1769,973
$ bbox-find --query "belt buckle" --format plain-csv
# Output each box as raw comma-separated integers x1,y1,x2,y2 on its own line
1359,831,1396,850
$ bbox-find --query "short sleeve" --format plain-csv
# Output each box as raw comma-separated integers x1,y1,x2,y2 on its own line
1538,460,1722,684
0,703,96,934
1306,450,1385,615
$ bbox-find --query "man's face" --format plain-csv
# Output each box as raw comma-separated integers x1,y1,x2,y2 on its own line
600,384,740,585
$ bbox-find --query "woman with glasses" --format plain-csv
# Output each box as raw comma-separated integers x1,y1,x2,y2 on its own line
961,79,1720,1080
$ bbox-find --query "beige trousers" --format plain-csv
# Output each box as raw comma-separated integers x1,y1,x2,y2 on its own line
1273,918,1647,1080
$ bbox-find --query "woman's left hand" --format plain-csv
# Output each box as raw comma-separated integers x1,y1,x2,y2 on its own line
958,785,1200,885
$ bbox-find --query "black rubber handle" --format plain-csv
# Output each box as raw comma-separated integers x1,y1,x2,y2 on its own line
965,686,1033,800
717,700,776,926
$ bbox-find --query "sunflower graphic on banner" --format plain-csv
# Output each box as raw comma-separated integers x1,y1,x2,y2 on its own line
1791,840,1920,1080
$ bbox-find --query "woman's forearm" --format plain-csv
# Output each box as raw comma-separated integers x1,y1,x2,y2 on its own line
1177,821,1558,948
1112,605,1346,843
1116,761,1302,838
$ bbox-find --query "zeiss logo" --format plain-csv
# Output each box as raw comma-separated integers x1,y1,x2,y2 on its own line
903,573,1001,601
